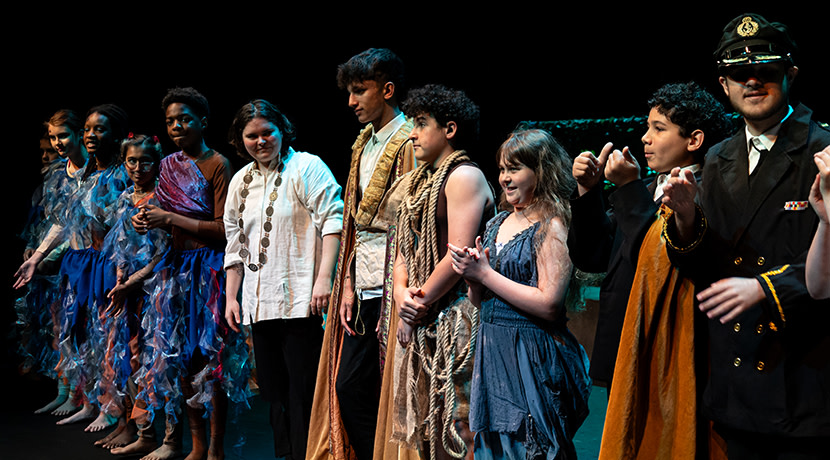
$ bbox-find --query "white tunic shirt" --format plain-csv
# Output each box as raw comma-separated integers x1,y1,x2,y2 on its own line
224,148,343,324
355,113,408,299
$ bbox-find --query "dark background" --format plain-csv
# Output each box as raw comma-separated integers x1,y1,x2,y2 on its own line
2,7,827,376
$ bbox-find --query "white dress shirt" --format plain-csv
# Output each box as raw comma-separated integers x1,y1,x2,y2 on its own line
745,105,791,174
224,148,343,324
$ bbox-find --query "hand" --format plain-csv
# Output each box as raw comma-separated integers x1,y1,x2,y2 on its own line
13,252,43,289
132,207,149,234
339,291,356,336
398,286,428,324
811,147,830,222
448,236,491,283
697,277,765,324
106,284,127,317
310,277,330,316
396,318,414,348
106,277,129,316
225,298,242,333
809,174,828,223
604,146,640,187
141,204,168,230
572,142,613,195
661,167,699,236
23,248,35,261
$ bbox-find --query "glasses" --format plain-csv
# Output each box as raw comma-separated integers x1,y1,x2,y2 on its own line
125,158,156,170
723,64,787,84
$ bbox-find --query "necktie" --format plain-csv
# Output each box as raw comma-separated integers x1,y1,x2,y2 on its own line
749,137,767,174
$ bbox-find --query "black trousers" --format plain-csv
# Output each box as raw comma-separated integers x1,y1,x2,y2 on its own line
716,425,830,460
252,317,324,459
335,296,382,460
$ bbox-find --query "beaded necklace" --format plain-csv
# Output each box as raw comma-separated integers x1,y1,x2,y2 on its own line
237,155,283,272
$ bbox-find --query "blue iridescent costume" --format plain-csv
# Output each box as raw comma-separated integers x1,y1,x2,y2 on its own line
54,163,130,407
137,151,249,426
97,187,169,416
15,159,78,379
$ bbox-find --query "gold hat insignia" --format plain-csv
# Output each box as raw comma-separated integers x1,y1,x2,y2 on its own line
737,16,760,38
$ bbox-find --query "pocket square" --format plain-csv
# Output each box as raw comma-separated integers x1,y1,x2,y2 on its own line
783,201,808,211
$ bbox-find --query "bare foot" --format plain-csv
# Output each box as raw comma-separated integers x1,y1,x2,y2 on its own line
34,391,69,414
85,411,117,432
110,436,158,457
141,443,183,460
50,397,80,416
94,420,134,447
101,422,137,449
56,403,95,425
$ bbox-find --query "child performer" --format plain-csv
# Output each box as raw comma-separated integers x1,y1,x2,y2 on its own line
449,128,592,459
383,84,494,460
224,99,343,460
95,134,169,450
15,109,88,415
596,82,732,459
16,104,130,429
129,87,248,460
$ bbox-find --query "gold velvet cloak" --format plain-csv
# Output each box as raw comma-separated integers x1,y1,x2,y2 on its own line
306,120,414,460
598,206,725,460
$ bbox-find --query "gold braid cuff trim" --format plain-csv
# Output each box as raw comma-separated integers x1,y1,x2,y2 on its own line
662,204,707,253
759,264,790,326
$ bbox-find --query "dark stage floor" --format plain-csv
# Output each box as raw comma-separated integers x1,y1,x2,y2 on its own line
0,369,606,460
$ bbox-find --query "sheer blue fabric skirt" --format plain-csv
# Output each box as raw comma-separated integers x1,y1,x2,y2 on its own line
135,246,251,425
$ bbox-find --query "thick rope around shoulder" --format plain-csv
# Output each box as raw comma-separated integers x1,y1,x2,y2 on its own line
396,150,477,459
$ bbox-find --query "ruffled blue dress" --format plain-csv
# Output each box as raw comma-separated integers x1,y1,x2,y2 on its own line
96,187,169,416
469,211,591,459
136,151,250,425
15,160,81,380
55,164,129,403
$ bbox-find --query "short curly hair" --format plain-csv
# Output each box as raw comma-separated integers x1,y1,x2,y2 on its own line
161,87,211,120
402,84,480,151
336,48,407,99
648,82,734,162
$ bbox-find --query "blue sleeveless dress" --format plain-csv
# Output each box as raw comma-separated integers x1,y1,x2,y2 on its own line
469,211,591,459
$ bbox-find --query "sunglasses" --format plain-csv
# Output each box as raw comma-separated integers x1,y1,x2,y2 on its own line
723,64,788,83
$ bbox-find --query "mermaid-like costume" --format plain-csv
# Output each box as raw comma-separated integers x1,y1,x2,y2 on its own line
97,187,169,418
54,164,130,409
15,159,77,380
135,151,250,438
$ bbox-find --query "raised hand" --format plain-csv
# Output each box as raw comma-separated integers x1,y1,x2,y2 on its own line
661,167,699,241
573,142,613,196
605,146,640,187
810,147,830,222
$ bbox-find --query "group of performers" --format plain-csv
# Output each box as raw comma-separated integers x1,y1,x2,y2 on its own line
10,11,830,460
